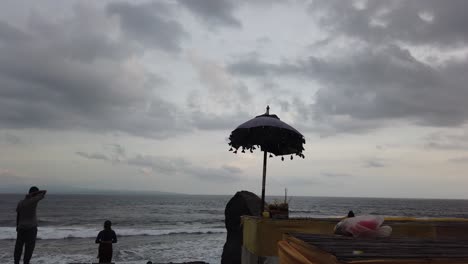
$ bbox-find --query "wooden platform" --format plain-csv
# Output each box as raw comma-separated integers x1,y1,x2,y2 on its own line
291,233,468,262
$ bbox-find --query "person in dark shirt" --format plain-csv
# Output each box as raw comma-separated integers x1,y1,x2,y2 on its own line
14,186,47,264
95,220,117,263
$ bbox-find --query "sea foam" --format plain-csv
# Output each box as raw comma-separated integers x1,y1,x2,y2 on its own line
0,226,225,240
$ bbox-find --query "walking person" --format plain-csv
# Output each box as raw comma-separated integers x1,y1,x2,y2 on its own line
14,186,47,264
95,220,117,263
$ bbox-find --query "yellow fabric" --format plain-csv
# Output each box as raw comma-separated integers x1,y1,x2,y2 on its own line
242,216,468,257
278,236,340,264
243,217,337,256
278,242,468,264
278,234,468,264
384,217,468,222
349,260,468,263
278,240,314,264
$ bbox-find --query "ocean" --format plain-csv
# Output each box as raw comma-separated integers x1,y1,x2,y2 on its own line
1,194,468,264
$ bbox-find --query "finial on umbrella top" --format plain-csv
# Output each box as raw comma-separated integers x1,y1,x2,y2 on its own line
266,105,270,115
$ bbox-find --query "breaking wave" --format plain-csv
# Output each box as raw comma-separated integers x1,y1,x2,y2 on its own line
0,226,226,240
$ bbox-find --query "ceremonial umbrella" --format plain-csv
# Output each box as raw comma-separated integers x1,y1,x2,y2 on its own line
228,106,305,211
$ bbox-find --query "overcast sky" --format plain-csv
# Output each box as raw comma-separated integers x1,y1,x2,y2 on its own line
1,0,468,198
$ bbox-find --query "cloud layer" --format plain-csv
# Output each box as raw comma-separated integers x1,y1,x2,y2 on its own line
227,1,468,134
76,149,242,182
2,1,468,197
0,3,192,138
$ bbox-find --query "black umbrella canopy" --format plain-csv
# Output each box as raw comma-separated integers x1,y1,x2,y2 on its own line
228,108,305,158
228,106,306,212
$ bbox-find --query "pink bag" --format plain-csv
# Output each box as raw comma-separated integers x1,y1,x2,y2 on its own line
335,215,392,238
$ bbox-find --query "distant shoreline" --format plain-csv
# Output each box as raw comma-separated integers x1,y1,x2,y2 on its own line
0,192,467,200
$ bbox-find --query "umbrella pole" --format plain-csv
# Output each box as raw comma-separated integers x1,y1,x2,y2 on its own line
261,150,267,212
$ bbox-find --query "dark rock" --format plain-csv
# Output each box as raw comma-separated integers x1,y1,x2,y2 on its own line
221,191,262,264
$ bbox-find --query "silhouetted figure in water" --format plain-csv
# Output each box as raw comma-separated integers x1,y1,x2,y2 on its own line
348,210,355,218
14,186,47,264
95,220,117,263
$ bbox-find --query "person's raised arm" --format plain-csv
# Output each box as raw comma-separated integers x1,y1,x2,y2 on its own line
30,190,47,201
36,190,47,197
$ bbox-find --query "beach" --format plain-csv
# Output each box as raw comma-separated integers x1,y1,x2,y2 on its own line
1,194,468,263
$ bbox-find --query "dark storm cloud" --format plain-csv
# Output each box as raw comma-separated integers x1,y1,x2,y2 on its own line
0,20,30,44
107,1,188,52
227,1,468,134
27,5,134,62
309,0,468,48
0,4,189,139
229,44,468,133
178,0,241,28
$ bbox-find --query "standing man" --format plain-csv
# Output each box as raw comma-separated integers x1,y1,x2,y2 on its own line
14,186,47,264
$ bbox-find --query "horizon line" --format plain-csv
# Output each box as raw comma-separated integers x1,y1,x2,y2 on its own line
1,191,467,200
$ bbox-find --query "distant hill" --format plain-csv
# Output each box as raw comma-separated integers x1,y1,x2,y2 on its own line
0,184,179,196
62,187,181,196
0,173,180,195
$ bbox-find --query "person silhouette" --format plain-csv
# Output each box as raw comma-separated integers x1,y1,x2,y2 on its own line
347,210,355,217
95,220,117,263
14,186,47,264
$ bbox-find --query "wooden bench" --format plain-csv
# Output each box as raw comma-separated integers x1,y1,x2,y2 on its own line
279,233,468,263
